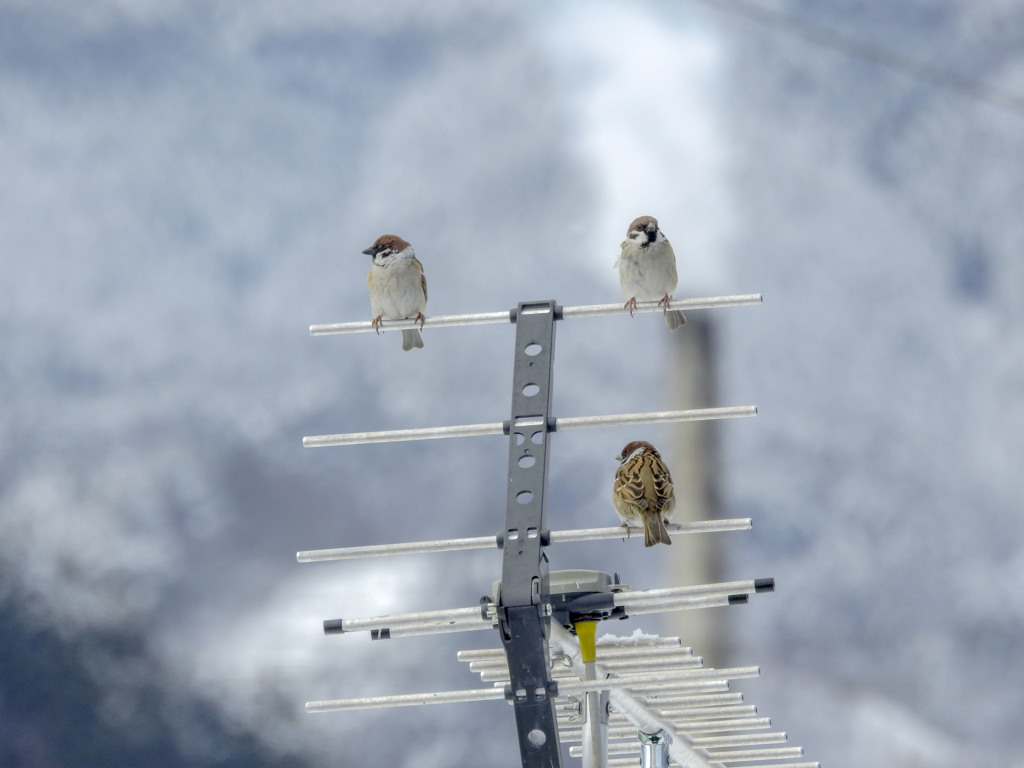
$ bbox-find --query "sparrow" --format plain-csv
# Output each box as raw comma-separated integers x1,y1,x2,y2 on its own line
612,440,676,547
615,215,686,330
361,234,428,351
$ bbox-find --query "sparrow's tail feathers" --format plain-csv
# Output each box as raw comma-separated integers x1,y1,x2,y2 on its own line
643,513,673,547
665,310,687,331
401,329,424,351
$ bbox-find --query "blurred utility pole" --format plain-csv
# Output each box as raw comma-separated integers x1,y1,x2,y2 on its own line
667,313,729,668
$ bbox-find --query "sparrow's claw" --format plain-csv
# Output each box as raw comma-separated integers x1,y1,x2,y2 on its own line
624,297,638,317
371,316,383,334
658,294,672,313
414,312,426,330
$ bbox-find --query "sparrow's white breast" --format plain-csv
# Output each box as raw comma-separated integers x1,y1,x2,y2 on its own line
617,238,679,300
369,255,426,320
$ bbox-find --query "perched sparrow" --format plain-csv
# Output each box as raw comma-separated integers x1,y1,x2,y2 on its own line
612,440,676,547
615,215,686,330
361,234,428,351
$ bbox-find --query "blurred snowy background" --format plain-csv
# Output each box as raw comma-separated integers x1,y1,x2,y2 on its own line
2,1,1023,766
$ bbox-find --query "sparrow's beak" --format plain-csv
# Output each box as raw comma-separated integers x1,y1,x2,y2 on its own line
645,223,658,240
361,246,375,256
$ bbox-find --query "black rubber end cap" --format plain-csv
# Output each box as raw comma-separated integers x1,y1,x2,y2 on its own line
323,619,344,635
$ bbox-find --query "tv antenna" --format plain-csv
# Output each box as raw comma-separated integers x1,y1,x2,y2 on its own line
299,295,819,768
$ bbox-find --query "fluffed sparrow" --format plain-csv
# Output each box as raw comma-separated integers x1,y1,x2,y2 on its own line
615,215,686,330
612,440,676,547
361,234,428,351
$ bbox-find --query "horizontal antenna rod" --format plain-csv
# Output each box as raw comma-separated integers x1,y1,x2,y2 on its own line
562,706,761,740
554,666,762,693
306,687,506,712
684,732,789,749
458,637,687,665
560,692,742,721
473,647,701,675
303,405,757,448
561,728,785,747
474,657,705,683
322,581,769,640
612,579,775,611
324,605,488,636
309,294,762,336
587,744,803,760
604,747,819,768
305,667,760,713
297,518,752,563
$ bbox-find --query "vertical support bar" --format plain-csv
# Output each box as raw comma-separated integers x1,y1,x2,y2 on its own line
498,300,562,768
576,621,608,768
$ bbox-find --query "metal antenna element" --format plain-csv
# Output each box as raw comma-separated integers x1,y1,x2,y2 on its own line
297,518,753,563
309,294,762,336
497,300,562,768
303,405,756,449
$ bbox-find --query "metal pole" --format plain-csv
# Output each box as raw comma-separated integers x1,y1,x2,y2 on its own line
638,730,671,768
576,621,608,768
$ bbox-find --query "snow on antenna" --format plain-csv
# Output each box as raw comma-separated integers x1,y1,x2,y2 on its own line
298,295,819,768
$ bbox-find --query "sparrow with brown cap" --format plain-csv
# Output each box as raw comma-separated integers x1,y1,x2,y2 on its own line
616,215,686,330
361,234,428,351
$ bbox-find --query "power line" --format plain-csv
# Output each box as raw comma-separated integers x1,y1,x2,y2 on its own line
689,0,1024,116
